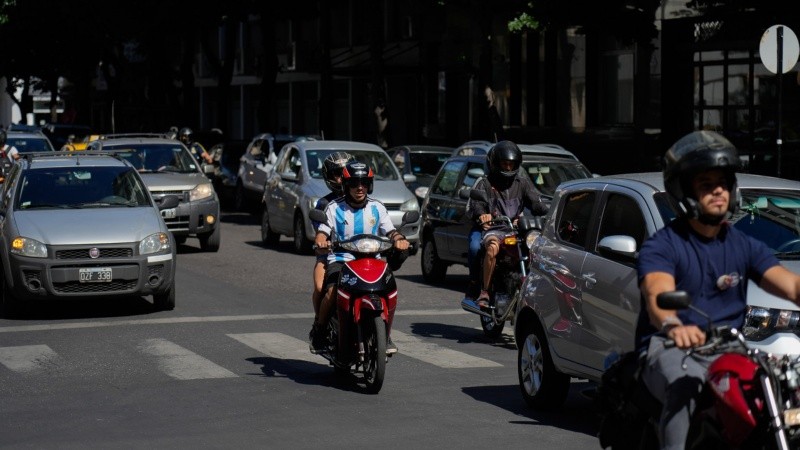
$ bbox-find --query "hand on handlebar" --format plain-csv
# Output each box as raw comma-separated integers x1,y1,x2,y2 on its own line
314,234,330,254
665,324,706,349
393,238,409,252
479,213,493,230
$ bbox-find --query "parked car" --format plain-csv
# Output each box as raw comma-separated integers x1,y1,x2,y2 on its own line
206,139,248,208
514,172,800,410
4,130,56,154
0,152,179,317
420,153,593,282
260,140,421,254
452,140,581,161
87,136,221,252
388,145,453,203
236,133,319,211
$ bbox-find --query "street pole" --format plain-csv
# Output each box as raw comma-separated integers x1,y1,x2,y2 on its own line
777,26,784,177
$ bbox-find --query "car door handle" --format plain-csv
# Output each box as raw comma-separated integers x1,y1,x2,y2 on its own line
582,272,596,286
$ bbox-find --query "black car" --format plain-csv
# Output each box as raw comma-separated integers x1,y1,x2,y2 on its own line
419,153,593,282
206,139,248,208
388,145,453,203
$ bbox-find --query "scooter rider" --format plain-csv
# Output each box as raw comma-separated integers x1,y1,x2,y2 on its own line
310,151,355,332
312,161,409,354
467,140,547,308
637,130,800,450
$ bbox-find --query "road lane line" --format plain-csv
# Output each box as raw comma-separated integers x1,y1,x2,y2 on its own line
0,344,58,372
0,309,468,334
138,338,237,380
390,330,502,368
227,332,320,365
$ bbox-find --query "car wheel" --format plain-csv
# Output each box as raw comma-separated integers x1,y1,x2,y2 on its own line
261,207,280,247
198,226,221,252
174,236,187,245
518,320,570,411
0,274,19,319
153,281,176,311
420,237,447,283
293,213,312,254
234,181,246,212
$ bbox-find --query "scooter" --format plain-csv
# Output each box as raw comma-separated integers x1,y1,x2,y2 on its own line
308,208,419,394
598,291,800,449
460,189,542,338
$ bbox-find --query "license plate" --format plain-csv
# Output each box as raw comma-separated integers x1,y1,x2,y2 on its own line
79,268,112,283
161,208,177,219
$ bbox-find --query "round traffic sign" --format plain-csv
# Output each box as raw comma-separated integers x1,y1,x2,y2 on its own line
760,25,800,74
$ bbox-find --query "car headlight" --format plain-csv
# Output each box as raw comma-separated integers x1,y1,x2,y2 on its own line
139,232,171,255
189,183,214,202
743,305,800,341
10,236,47,258
400,198,419,212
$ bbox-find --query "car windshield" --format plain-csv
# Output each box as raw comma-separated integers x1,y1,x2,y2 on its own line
306,149,399,180
408,152,450,185
6,137,55,152
16,166,151,209
733,189,800,257
100,143,199,173
521,160,593,197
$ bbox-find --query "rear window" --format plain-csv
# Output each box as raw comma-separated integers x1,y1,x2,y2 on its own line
522,161,592,197
101,143,199,173
6,137,55,153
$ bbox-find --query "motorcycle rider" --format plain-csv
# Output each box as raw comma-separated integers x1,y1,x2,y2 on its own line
178,127,212,165
467,140,547,308
310,152,355,330
637,130,800,450
312,161,410,355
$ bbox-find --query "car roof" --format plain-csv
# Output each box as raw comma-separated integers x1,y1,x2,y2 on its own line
452,140,579,160
22,152,131,169
560,171,800,192
95,137,180,146
6,130,49,139
390,145,453,154
289,140,386,152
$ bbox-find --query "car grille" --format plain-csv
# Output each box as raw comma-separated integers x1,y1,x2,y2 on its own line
384,202,402,211
52,280,137,294
152,191,189,203
23,270,41,283
162,215,190,230
148,265,164,277
56,248,134,259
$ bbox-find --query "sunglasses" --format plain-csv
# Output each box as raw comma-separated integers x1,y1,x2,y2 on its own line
345,178,370,188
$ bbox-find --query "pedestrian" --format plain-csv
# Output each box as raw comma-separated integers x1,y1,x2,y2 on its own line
0,130,20,163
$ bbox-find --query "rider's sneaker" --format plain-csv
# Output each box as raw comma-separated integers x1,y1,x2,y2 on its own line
386,337,398,355
476,290,490,309
309,324,326,354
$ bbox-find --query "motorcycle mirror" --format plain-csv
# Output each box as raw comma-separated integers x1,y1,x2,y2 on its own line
656,291,691,310
401,210,420,226
308,208,328,225
469,188,489,203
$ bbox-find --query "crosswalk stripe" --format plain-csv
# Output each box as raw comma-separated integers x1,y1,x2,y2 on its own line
0,344,58,372
227,332,320,365
138,338,237,380
391,330,502,369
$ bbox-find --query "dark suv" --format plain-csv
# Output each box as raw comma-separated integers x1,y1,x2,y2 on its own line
419,153,593,282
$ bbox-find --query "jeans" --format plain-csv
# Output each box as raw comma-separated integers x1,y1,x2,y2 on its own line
467,228,482,286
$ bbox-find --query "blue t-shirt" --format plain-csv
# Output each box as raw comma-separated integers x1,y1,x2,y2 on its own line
635,218,778,349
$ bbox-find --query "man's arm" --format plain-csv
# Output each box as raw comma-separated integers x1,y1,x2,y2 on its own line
521,176,548,216
641,271,706,348
760,265,800,303
468,178,490,222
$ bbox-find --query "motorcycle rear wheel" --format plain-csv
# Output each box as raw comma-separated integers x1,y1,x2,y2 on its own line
480,311,505,338
362,316,387,394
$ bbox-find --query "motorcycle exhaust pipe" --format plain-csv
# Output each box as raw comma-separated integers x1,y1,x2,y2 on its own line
461,298,494,320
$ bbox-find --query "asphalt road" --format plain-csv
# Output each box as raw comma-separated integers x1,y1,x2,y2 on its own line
0,211,600,449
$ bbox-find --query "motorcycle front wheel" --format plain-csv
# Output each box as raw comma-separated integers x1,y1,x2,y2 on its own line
480,312,505,338
362,315,387,394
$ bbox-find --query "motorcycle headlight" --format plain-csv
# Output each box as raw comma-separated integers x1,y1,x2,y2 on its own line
339,237,393,253
189,183,214,202
139,232,171,255
400,198,419,212
10,236,47,258
743,305,800,341
525,230,541,250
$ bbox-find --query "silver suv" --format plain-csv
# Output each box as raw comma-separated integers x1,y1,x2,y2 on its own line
0,152,179,317
88,137,221,251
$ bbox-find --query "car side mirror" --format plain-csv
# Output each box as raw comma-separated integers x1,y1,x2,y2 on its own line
415,186,429,199
656,291,691,310
597,235,637,260
469,188,489,203
403,173,417,184
156,195,180,210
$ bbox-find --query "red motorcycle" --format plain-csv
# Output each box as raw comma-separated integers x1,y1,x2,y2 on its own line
598,291,800,449
309,208,418,394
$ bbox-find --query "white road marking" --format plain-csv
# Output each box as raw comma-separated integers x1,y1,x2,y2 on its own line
227,332,320,365
0,309,468,334
390,330,502,369
0,344,58,372
138,338,237,380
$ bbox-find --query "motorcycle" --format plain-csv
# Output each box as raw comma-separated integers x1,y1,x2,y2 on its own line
460,189,542,338
597,291,800,450
308,207,419,394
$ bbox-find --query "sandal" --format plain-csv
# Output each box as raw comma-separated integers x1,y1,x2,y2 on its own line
476,290,490,309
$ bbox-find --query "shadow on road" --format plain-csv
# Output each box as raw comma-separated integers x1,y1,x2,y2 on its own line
5,296,158,321
244,356,380,395
461,382,599,438
394,271,471,295
409,321,516,350
221,212,259,226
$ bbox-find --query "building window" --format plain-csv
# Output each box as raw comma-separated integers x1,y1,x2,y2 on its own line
599,38,634,125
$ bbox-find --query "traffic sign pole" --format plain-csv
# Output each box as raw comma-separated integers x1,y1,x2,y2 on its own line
778,26,783,176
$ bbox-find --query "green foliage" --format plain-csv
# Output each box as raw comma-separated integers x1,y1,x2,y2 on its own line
508,12,539,33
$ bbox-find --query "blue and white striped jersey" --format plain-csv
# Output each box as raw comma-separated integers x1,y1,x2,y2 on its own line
317,197,396,263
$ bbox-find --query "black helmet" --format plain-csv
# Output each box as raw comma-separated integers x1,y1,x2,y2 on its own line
322,152,355,193
487,140,522,180
0,129,6,147
663,130,741,218
178,127,192,143
341,161,374,195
